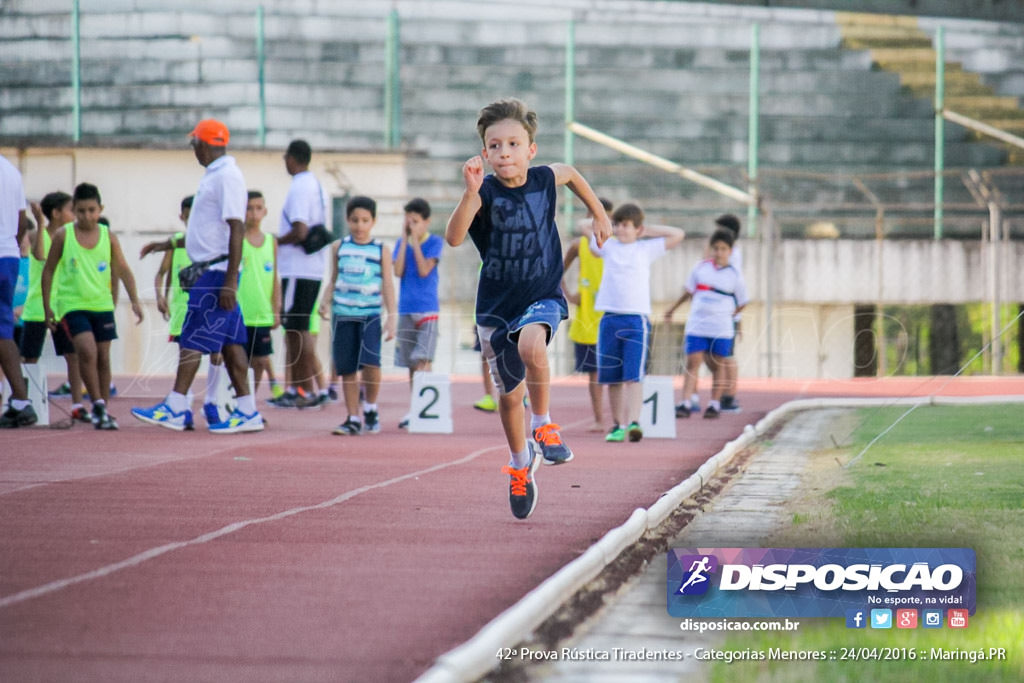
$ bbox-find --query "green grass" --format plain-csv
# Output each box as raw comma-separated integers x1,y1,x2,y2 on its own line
710,405,1024,682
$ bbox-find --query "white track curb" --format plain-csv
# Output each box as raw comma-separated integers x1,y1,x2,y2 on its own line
415,394,1024,683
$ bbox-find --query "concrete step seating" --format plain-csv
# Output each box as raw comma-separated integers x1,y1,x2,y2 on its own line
2,0,1021,235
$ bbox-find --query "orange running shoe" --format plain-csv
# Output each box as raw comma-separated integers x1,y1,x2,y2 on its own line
533,422,574,465
501,446,540,519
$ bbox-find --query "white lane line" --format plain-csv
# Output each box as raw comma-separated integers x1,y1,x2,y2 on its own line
0,433,299,498
0,444,504,610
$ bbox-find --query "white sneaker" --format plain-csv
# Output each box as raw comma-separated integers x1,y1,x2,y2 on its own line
209,409,264,434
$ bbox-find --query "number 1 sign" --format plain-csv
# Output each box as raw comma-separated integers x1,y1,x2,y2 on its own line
640,375,675,439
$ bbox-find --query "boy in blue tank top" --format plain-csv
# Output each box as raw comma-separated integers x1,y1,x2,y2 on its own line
446,98,612,520
320,195,396,436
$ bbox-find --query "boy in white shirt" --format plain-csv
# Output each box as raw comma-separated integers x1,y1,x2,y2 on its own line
591,203,684,442
664,229,749,419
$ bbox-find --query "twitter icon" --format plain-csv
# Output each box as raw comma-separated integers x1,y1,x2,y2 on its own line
870,609,892,629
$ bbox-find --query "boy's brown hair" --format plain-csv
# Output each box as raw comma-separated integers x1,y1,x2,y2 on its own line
611,203,644,228
476,98,539,144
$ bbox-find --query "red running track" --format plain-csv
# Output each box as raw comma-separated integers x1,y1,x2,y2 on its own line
1,375,1021,682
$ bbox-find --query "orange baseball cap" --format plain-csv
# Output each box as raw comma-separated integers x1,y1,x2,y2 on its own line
189,119,230,146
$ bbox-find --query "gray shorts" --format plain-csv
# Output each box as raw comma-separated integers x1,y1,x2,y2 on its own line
394,313,439,368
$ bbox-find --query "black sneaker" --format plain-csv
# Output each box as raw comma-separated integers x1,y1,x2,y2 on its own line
703,405,720,419
332,417,362,435
363,409,380,433
0,404,38,428
327,386,339,402
297,392,327,410
627,421,643,442
720,396,742,413
92,403,119,430
272,392,298,408
675,402,691,418
501,444,540,520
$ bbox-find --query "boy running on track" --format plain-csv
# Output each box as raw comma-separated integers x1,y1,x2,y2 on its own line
446,97,611,520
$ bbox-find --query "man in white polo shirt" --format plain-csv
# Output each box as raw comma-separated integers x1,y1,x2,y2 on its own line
0,154,37,428
275,139,329,406
132,119,264,433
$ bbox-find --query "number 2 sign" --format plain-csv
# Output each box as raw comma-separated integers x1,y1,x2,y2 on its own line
408,372,453,434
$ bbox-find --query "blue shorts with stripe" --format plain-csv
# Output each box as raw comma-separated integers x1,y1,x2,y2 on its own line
179,269,248,354
684,334,735,359
597,313,651,384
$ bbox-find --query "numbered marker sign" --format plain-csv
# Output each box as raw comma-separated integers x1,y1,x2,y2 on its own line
640,375,675,439
409,372,453,434
1,364,49,426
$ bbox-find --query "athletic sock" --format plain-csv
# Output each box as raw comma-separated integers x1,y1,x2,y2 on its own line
530,412,551,432
363,402,378,413
509,447,532,469
205,363,224,404
708,400,721,411
11,398,30,411
236,394,256,415
166,391,188,414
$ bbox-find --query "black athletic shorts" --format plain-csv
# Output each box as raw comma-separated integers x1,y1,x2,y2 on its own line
281,277,321,332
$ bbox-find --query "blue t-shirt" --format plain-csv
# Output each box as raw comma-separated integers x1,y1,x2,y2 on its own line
393,233,443,314
468,165,566,328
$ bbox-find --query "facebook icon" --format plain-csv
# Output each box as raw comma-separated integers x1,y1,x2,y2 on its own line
845,609,866,629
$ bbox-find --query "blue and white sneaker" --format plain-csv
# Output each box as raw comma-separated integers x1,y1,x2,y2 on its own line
209,409,264,434
203,402,224,425
131,402,193,432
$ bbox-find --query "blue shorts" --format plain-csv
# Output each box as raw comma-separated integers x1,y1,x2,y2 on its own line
597,313,650,384
573,343,598,374
62,310,117,343
0,257,16,340
477,298,566,395
685,334,735,359
332,314,382,375
179,269,247,354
